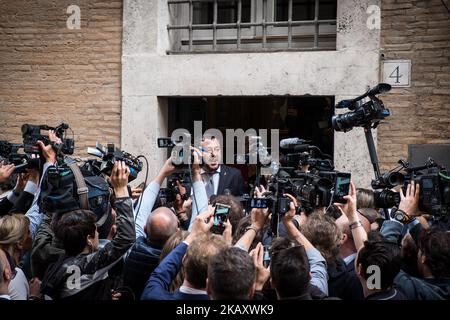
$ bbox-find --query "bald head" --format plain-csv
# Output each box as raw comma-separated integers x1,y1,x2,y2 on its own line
145,207,179,249
335,212,370,237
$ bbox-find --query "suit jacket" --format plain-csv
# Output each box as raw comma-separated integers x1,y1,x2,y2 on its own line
141,242,209,301
216,165,244,197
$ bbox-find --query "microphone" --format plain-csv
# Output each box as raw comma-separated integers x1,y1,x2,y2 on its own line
224,188,231,196
280,138,310,149
293,144,311,152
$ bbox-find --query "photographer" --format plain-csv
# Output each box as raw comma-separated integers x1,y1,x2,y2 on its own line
25,131,60,239
356,240,406,300
282,193,329,296
141,208,228,300
379,182,450,299
0,169,38,217
39,161,135,300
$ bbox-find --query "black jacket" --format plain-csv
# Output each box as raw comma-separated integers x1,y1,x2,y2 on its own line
327,258,364,300
216,165,244,197
123,236,162,299
0,191,35,216
39,197,135,300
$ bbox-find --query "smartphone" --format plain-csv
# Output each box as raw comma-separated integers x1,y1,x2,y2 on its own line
263,245,270,268
333,172,351,204
211,203,231,235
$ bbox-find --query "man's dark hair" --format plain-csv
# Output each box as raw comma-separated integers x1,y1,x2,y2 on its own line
211,195,244,236
184,235,227,289
356,240,401,290
418,227,450,278
207,247,255,300
270,238,310,299
54,210,97,256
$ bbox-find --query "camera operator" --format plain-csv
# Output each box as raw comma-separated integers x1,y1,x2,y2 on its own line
281,193,329,296
0,167,38,217
141,208,229,300
38,161,135,300
377,182,450,299
24,130,60,239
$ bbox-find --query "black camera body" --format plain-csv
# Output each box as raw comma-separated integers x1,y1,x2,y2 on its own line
157,136,194,169
21,123,74,155
87,142,142,182
412,170,450,218
158,171,192,205
332,83,392,132
372,158,450,217
0,140,41,173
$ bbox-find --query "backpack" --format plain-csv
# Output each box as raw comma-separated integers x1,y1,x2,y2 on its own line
39,161,111,226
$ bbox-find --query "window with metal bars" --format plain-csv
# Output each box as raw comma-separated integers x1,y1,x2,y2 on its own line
167,0,337,53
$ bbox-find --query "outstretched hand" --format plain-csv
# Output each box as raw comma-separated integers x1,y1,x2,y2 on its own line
110,161,130,198
334,181,358,223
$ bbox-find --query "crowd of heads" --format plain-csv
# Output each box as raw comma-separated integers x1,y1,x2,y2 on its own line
0,135,449,302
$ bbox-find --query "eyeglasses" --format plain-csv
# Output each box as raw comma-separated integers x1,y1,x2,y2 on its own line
202,147,221,153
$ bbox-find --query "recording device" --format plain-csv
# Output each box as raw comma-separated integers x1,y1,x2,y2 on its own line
157,134,194,168
263,245,270,268
158,171,192,206
87,142,143,182
211,203,230,235
374,189,400,209
0,141,36,173
0,122,74,173
372,158,450,218
332,83,392,132
332,172,351,204
21,123,74,155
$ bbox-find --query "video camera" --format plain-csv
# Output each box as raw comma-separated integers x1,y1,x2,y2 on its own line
21,123,74,155
158,171,192,206
0,141,35,173
332,83,392,132
0,122,73,173
373,158,450,218
157,134,194,169
87,142,143,182
247,139,350,220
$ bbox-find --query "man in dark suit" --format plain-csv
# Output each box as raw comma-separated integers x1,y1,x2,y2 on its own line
200,138,244,198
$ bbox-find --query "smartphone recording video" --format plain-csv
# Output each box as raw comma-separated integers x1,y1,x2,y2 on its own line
333,172,351,204
211,203,231,235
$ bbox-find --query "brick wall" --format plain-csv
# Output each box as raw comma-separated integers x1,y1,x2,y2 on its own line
0,0,122,156
378,0,450,170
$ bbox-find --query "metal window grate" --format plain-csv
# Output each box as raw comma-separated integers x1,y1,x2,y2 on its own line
167,0,337,54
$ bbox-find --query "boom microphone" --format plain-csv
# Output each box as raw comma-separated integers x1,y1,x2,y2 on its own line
280,138,310,149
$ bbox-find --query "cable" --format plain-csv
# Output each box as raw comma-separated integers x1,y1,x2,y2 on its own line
441,0,450,15
133,155,149,221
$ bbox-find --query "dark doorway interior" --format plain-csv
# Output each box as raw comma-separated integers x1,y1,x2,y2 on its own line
168,96,335,159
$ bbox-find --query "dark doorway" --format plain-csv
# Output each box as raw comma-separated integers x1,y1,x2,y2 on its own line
168,96,335,158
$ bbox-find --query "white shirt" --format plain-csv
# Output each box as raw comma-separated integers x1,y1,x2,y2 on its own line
343,253,357,266
9,268,29,300
179,286,208,295
200,165,221,196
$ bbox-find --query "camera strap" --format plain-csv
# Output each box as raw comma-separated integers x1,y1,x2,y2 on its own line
68,162,89,210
